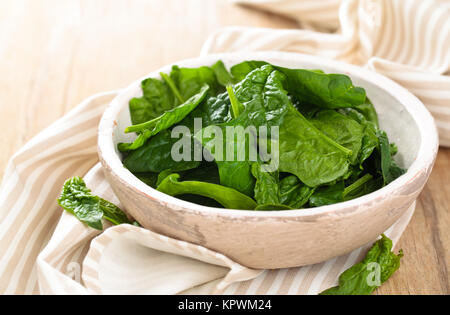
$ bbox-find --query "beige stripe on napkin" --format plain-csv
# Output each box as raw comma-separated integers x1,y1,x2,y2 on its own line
0,92,117,294
203,0,450,146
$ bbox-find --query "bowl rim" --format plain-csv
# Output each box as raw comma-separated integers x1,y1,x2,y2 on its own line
98,51,439,219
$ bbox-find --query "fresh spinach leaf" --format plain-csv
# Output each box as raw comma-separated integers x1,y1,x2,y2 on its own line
123,130,200,173
170,65,223,100
157,173,257,210
343,176,383,200
180,162,220,184
279,175,315,208
342,173,373,198
354,99,379,129
160,72,184,103
231,61,366,109
338,107,379,166
57,177,133,230
211,60,236,86
309,110,364,165
377,130,406,184
308,182,345,207
230,60,268,81
119,85,209,152
129,78,177,125
226,85,244,118
180,91,232,130
251,163,280,205
320,234,403,295
278,105,352,187
196,65,287,196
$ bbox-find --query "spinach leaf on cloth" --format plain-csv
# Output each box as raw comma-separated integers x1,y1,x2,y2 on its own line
57,177,133,230
320,234,403,295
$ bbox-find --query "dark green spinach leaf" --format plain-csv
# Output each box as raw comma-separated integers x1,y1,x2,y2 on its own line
157,173,257,210
123,130,200,173
119,85,209,152
320,234,403,295
57,177,133,230
377,130,406,184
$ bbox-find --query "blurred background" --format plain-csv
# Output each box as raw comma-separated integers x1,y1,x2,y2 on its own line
0,0,298,177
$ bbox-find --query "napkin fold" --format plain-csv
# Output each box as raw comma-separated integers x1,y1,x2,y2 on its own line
0,92,415,294
203,0,450,146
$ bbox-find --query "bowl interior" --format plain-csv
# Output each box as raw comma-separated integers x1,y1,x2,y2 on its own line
98,52,438,217
111,54,420,170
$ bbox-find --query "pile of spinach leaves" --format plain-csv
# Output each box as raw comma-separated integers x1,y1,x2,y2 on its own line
119,60,406,211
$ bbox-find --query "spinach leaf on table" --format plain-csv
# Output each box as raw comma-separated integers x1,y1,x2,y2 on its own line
320,234,403,295
57,177,133,230
157,173,257,210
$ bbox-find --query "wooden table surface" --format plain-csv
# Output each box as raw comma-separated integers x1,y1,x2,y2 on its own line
0,0,448,295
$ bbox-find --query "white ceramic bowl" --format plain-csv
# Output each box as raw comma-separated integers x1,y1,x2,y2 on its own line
98,52,438,269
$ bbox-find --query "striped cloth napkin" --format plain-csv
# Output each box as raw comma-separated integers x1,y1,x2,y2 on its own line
1,0,444,294
0,92,414,294
203,0,450,146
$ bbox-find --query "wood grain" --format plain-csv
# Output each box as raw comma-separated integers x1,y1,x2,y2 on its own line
0,0,447,294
